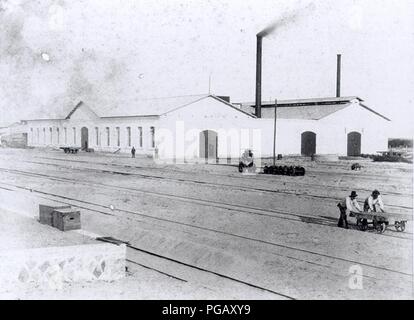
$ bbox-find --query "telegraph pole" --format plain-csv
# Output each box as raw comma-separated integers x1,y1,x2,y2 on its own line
273,99,277,166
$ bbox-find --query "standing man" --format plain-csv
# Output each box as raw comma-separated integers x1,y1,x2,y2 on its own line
131,146,136,158
337,191,362,229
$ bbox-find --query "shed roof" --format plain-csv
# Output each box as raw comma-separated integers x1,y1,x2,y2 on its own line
266,103,350,120
241,96,362,106
236,96,390,121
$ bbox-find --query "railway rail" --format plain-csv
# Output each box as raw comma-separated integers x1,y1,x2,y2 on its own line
0,181,410,299
32,155,413,196
0,168,412,298
0,164,412,241
4,157,412,211
0,167,412,273
0,166,411,241
36,153,413,181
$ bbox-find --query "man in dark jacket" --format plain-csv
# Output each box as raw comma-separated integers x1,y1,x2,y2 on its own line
337,191,361,229
131,146,136,158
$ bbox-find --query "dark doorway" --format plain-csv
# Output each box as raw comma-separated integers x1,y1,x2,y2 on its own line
199,130,218,162
347,131,361,156
301,131,316,156
81,127,89,150
22,133,28,147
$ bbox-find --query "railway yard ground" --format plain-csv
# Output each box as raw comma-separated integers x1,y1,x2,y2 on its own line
0,147,412,299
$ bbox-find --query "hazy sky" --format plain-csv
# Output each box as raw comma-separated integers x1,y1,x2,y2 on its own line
0,0,413,137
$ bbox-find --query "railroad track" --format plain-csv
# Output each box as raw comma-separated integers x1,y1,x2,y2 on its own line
124,244,295,299
0,177,411,298
1,168,411,276
0,183,411,300
5,157,412,211
0,165,411,241
32,155,413,197
0,186,292,299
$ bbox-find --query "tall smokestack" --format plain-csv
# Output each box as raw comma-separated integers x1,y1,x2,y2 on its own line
255,4,315,116
336,54,341,97
255,35,262,118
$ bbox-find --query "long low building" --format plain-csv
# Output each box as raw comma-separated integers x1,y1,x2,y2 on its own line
22,94,390,160
23,94,259,160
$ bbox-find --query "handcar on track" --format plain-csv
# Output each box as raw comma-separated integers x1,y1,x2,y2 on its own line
350,211,410,233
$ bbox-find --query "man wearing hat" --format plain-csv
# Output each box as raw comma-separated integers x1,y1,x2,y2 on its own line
337,191,362,229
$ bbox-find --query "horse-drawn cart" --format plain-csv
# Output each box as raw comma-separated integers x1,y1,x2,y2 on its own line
351,211,410,233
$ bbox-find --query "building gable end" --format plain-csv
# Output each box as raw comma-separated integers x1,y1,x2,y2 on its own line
65,101,100,121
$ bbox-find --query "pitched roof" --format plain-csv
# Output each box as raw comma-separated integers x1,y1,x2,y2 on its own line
236,96,391,121
95,94,209,118
80,94,255,118
24,94,256,121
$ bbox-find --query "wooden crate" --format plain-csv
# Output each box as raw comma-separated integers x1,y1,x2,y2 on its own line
39,204,71,226
52,208,81,231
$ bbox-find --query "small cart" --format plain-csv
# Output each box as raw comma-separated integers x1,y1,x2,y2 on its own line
351,211,410,233
59,146,80,154
238,149,256,173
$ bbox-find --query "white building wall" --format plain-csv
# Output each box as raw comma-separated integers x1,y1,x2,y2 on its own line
158,97,260,160
256,102,390,156
26,115,159,155
25,98,389,158
319,102,390,154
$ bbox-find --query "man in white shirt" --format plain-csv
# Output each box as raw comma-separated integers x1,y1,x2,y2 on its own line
364,190,385,213
337,191,362,229
360,189,386,228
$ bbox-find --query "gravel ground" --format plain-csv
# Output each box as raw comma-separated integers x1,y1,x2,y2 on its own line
0,148,412,299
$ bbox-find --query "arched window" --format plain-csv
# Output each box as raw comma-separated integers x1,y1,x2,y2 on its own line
138,127,143,148
106,127,110,146
116,127,120,147
126,127,131,147
150,126,155,148
95,127,99,146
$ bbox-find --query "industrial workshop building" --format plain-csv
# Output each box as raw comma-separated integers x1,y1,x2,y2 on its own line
23,93,390,160
237,95,391,157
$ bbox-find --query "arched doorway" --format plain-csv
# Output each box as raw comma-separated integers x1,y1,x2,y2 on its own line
199,130,218,162
81,127,89,150
347,131,361,156
301,131,316,156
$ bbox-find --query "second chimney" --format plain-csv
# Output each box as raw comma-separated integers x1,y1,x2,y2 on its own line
336,54,341,98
